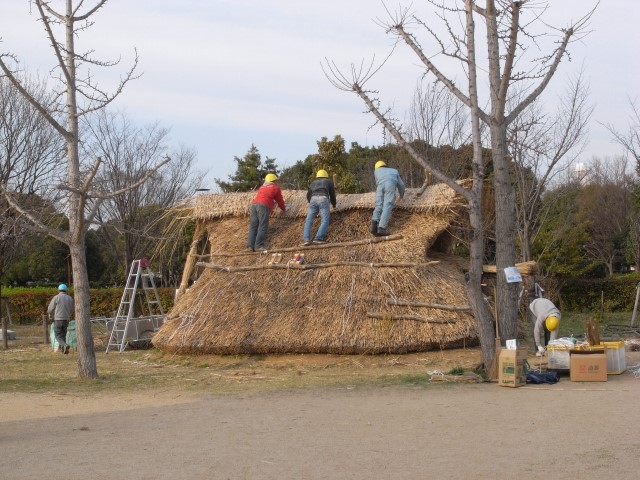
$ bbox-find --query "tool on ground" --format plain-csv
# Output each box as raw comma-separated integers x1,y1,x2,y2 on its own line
490,285,501,380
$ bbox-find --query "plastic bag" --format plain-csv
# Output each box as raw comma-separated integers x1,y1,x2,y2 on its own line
526,370,559,384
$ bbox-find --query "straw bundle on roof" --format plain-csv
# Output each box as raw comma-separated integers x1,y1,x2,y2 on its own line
482,260,538,277
193,183,466,220
153,184,478,354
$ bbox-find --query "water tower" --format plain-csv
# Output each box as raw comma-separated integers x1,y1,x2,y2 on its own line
572,162,588,184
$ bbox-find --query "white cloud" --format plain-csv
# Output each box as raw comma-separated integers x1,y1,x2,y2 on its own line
2,0,639,184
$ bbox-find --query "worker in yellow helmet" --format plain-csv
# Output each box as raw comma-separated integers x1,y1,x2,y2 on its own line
246,173,286,252
529,297,561,356
302,169,337,246
370,160,405,236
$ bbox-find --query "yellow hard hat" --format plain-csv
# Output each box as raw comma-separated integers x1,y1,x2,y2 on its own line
545,316,559,331
264,173,278,182
375,160,386,169
316,169,329,178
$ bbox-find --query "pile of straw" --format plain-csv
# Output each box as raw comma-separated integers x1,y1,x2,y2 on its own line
152,184,478,354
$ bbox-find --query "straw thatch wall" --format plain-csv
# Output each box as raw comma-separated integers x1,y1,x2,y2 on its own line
152,184,479,354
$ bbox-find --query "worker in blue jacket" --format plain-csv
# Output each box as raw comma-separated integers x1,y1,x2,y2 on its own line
370,160,405,236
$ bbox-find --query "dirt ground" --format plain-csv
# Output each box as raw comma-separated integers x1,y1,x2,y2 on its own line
2,346,640,480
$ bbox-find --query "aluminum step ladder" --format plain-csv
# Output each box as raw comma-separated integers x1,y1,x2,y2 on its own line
106,259,165,353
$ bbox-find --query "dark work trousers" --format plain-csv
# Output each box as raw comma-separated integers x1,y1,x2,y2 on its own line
247,203,270,250
54,320,69,350
543,323,551,346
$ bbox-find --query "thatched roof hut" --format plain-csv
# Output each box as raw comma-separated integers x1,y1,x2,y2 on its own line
152,182,479,354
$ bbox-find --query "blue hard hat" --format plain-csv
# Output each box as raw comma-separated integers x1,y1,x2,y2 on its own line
58,284,68,291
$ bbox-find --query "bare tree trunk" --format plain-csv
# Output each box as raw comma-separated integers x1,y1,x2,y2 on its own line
64,1,98,378
464,0,494,369
489,123,519,340
325,0,591,365
70,239,97,376
0,0,145,378
485,0,520,340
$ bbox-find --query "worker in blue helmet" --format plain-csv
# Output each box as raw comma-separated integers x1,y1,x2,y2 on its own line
47,284,74,354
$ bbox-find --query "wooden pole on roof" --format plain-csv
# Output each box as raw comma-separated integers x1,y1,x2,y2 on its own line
197,260,439,272
177,222,205,299
415,169,431,197
366,312,456,324
208,234,404,257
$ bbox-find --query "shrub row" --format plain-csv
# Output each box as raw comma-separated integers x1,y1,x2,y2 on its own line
4,275,638,324
2,288,176,324
558,275,640,312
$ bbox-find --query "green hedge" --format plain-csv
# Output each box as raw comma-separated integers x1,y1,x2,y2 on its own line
5,275,637,323
559,274,640,312
2,287,176,324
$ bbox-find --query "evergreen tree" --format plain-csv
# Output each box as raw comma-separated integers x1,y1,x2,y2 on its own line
278,156,315,190
215,145,279,192
533,185,600,278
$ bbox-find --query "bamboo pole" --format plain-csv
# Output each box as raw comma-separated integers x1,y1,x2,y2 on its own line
1,314,7,350
197,260,439,273
0,297,12,326
43,314,50,345
366,312,456,324
386,299,471,311
177,222,205,298
415,169,431,197
208,234,404,257
489,286,501,380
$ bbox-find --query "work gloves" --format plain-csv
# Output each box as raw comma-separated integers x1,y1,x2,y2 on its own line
536,345,546,357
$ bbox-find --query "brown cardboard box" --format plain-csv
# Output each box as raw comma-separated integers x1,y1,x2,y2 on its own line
498,348,528,387
570,352,607,382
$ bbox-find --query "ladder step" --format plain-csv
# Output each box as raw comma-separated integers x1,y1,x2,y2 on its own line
106,259,164,353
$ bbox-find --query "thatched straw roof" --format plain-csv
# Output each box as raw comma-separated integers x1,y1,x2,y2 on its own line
152,183,479,355
193,181,466,220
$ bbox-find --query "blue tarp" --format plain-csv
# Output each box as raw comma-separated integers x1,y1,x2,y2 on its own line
50,320,76,351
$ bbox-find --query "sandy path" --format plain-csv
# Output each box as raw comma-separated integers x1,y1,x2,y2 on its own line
2,372,639,480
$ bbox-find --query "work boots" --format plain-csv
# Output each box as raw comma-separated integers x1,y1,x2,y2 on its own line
377,227,390,236
369,220,379,236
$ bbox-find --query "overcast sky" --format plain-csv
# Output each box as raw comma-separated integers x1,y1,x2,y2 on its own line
2,1,639,190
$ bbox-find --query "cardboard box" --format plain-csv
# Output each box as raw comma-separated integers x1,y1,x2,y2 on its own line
498,348,528,387
581,342,626,374
570,352,607,382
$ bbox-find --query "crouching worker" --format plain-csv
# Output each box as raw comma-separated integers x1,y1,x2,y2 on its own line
370,160,405,237
247,173,286,252
302,169,336,246
529,297,561,356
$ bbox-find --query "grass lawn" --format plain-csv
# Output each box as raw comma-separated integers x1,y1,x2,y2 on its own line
557,311,638,341
2,311,638,396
